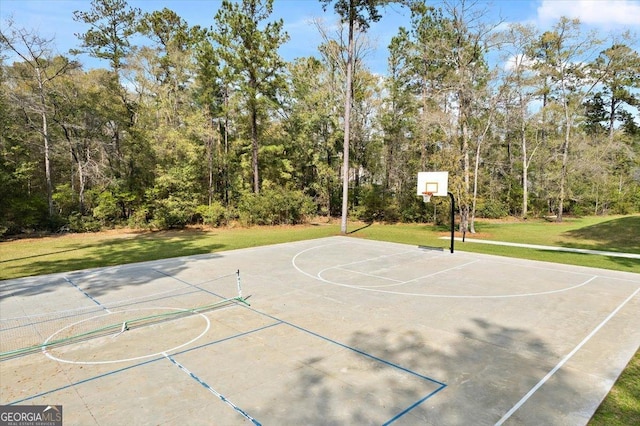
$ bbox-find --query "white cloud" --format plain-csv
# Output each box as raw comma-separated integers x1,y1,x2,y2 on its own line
537,0,640,26
503,53,537,72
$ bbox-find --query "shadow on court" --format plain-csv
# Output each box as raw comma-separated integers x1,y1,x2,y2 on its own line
1,236,638,425
0,232,225,298
252,319,582,425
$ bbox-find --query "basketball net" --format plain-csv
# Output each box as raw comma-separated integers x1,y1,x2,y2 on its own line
421,192,433,203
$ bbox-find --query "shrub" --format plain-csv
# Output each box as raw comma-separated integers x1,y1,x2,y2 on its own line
52,183,76,217
238,188,315,226
93,191,121,223
400,200,426,223
476,199,509,219
150,197,197,229
432,199,453,226
195,202,229,227
3,196,49,233
355,185,400,223
67,213,102,232
128,207,152,229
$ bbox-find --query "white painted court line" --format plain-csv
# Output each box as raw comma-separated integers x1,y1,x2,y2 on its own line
293,242,601,298
330,259,480,289
444,237,640,259
495,286,640,425
332,266,405,283
43,308,211,365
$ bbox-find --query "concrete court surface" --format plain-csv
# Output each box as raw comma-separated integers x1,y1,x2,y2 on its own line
1,236,639,425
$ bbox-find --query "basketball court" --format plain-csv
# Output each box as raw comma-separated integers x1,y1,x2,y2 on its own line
1,236,639,425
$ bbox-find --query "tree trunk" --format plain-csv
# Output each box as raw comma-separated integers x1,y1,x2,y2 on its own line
521,97,528,218
251,100,259,194
340,16,354,234
223,90,230,204
36,68,53,217
557,120,570,222
420,78,428,170
470,140,480,234
43,109,53,216
205,104,215,206
460,96,470,234
78,154,86,214
608,96,615,144
208,132,214,206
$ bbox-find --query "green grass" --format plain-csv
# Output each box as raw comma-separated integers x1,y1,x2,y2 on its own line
2,215,638,279
349,215,640,273
466,215,640,253
588,349,640,426
1,214,638,422
0,224,341,280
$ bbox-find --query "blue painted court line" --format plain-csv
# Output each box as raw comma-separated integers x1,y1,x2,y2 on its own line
282,319,447,424
244,304,447,386
7,356,159,405
164,353,261,426
7,270,240,345
63,276,109,311
5,321,282,405
286,320,446,386
172,313,446,425
152,268,229,298
239,304,448,424
382,386,447,425
0,287,204,338
170,321,283,357
107,288,204,309
0,308,103,335
9,265,447,424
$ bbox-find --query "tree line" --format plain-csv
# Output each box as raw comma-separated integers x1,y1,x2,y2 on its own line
1,0,639,237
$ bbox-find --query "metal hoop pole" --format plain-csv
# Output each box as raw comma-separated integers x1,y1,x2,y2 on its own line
448,192,455,254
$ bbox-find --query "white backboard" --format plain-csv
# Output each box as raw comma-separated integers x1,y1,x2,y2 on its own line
417,171,449,197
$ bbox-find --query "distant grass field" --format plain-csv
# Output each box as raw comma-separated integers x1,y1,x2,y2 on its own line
351,215,640,273
0,224,339,280
1,214,638,422
2,215,638,279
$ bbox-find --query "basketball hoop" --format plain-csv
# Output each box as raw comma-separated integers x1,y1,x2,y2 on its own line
421,192,433,203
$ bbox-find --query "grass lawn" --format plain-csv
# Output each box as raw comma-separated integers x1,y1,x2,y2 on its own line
1,214,638,422
0,224,340,280
350,215,640,273
588,349,640,426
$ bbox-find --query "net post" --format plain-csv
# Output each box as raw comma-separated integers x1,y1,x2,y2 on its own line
235,269,251,306
113,321,129,338
236,269,242,298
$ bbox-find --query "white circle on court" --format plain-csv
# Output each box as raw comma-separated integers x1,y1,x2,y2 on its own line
292,243,596,298
43,307,210,365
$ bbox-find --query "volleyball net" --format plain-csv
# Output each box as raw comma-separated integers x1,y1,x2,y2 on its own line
0,270,250,360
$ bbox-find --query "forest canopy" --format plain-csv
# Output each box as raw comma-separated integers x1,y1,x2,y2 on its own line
1,0,639,237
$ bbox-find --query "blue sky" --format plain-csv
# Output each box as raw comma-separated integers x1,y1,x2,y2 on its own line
1,0,639,74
